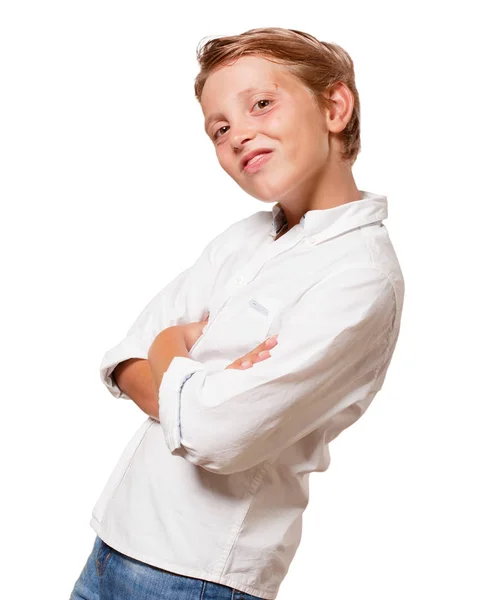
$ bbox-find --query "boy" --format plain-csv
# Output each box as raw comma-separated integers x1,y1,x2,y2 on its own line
71,27,405,600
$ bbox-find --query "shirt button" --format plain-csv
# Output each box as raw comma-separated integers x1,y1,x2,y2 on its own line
234,275,245,285
305,237,316,245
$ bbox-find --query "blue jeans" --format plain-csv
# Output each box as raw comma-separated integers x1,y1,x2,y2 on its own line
69,535,266,600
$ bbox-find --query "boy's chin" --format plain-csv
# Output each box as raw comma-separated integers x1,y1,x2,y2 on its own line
237,177,289,203
242,187,281,203
246,183,291,204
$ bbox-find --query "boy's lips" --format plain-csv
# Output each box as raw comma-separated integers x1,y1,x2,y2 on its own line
243,151,274,174
240,148,274,171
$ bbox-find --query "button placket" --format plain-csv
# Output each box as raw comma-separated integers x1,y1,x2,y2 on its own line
227,226,306,297
245,227,306,282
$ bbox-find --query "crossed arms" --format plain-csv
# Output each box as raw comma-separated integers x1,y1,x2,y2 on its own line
112,327,190,421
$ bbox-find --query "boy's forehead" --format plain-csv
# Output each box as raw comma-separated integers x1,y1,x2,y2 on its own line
203,56,292,95
211,54,283,81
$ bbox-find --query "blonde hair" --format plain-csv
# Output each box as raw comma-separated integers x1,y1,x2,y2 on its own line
194,27,361,165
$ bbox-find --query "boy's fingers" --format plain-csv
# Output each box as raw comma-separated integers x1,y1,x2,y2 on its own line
246,335,278,360
261,335,278,350
224,335,278,370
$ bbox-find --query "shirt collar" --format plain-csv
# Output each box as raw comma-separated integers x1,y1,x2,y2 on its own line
269,190,388,243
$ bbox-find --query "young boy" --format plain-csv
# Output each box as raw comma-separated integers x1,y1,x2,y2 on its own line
70,27,405,600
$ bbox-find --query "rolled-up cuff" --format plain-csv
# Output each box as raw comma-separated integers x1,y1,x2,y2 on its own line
158,355,205,454
99,334,150,400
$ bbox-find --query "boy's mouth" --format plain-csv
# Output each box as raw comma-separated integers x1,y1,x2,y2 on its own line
240,148,274,171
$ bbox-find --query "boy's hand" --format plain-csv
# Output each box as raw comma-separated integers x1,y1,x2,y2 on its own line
179,314,279,368
225,335,279,370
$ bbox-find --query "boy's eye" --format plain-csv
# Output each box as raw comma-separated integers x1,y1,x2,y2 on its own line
254,99,272,110
213,125,229,140
213,99,273,140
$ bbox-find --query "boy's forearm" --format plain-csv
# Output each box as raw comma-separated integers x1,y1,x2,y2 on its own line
147,326,190,394
113,359,160,420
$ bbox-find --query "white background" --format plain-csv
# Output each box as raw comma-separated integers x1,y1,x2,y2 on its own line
1,1,494,598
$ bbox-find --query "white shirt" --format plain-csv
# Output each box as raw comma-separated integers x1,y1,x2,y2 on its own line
91,190,405,600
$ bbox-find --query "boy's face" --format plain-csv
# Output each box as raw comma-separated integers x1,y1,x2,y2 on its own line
200,55,332,204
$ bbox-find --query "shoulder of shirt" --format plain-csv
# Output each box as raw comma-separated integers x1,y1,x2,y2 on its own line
207,210,270,252
221,210,269,236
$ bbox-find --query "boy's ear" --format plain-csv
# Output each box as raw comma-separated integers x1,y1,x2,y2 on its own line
321,81,354,134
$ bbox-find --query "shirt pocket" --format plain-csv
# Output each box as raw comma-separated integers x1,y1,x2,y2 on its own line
208,293,282,360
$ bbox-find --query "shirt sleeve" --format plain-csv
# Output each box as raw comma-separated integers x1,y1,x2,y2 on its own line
99,234,219,400
158,265,398,474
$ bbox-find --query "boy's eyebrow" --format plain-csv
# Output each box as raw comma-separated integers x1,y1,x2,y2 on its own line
204,83,278,132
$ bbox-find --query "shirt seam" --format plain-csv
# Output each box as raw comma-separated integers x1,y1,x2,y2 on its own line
215,460,273,577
